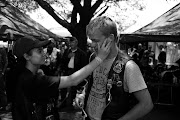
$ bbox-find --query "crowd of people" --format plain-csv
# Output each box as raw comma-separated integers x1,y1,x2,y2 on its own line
128,42,180,84
0,16,155,120
128,43,156,82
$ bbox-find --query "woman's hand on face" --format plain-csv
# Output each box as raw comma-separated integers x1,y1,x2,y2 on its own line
97,39,111,60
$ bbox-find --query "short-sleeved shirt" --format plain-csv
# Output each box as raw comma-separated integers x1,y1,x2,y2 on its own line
124,60,147,93
12,68,60,120
86,59,147,120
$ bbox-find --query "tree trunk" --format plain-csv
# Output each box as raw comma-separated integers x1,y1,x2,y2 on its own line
34,0,105,52
70,23,87,52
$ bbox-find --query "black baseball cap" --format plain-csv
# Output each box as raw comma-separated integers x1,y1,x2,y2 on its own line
13,36,51,58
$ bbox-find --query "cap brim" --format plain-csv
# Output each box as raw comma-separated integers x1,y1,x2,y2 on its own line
34,40,51,48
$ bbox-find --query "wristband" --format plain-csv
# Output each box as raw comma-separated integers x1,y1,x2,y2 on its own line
95,56,103,64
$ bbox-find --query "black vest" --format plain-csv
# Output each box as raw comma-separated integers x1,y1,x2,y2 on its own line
84,50,135,120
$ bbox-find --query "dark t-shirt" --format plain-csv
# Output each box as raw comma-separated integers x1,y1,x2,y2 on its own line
12,68,60,120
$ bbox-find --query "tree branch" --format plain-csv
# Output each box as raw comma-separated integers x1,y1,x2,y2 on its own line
34,0,71,29
97,6,109,17
91,0,103,14
93,3,107,16
71,6,78,26
69,0,83,15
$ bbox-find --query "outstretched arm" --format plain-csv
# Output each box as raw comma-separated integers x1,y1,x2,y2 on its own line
59,39,111,89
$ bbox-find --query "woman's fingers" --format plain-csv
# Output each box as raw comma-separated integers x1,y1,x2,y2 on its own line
101,38,108,48
96,38,111,60
98,42,100,51
101,39,111,52
106,40,111,48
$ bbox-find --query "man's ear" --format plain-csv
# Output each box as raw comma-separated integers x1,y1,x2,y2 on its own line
23,53,30,60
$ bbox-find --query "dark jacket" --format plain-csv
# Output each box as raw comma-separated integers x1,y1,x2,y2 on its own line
61,47,87,75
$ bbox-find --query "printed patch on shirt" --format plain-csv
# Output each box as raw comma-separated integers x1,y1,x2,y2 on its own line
113,60,124,73
116,81,122,87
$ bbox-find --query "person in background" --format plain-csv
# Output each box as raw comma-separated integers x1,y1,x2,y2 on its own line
152,46,167,82
129,47,139,66
40,41,59,76
139,45,153,77
61,36,88,110
61,36,88,76
75,16,153,120
8,35,110,120
0,46,8,111
137,43,144,62
157,45,166,66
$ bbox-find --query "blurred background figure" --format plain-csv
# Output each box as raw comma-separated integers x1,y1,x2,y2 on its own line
137,43,145,62
60,36,88,110
40,40,60,76
128,46,139,66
